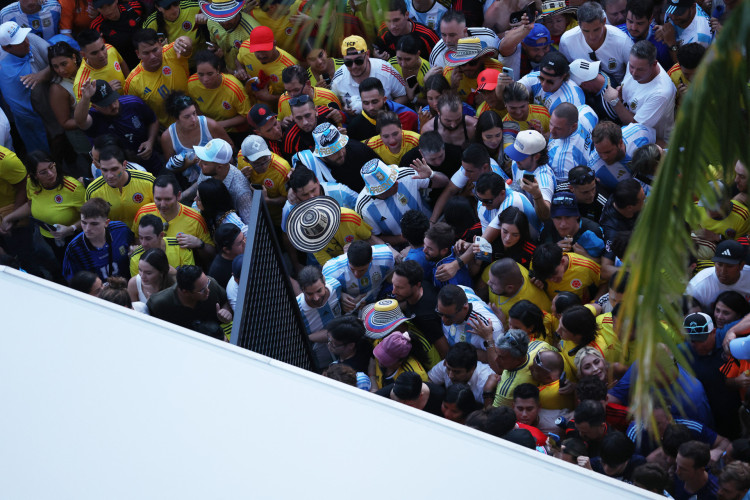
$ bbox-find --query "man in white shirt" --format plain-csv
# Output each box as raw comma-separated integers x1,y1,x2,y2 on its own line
605,40,676,143
428,341,497,404
686,240,750,311
559,1,633,86
332,35,408,114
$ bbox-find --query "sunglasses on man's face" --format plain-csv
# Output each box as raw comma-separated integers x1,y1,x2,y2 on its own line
344,57,366,67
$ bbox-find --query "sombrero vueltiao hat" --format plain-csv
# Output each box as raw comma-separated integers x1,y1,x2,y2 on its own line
538,0,578,19
360,299,414,339
199,0,245,22
444,37,498,67
285,196,340,253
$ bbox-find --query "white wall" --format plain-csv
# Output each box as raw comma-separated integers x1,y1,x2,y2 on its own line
0,267,657,499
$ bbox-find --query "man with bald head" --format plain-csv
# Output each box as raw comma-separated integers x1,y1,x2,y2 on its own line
486,258,552,319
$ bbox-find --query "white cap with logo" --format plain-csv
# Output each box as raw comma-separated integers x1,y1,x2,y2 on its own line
0,21,31,46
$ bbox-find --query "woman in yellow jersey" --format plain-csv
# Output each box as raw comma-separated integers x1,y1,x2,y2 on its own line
389,35,430,107
188,50,251,144
574,347,613,386
301,39,342,89
369,331,428,390
48,41,90,175
475,110,505,164
161,91,233,185
364,111,420,166
143,0,208,63
557,305,613,381
127,248,176,303
1,151,85,263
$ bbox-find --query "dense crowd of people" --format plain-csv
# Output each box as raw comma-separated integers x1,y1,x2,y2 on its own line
0,0,747,495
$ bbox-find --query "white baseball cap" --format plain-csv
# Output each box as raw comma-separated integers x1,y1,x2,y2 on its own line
0,21,31,46
240,135,271,162
504,130,547,162
568,58,601,86
194,139,233,164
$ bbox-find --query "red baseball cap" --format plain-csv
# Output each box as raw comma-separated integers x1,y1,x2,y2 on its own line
248,26,274,52
477,68,500,91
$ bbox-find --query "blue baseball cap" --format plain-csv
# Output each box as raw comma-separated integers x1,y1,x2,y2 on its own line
523,24,552,48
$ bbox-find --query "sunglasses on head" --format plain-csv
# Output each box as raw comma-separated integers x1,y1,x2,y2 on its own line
552,195,577,207
569,169,596,185
289,94,311,106
534,352,551,371
344,56,366,67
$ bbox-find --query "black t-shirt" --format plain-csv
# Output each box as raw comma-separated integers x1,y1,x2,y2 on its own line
576,187,608,222
91,0,143,70
347,112,377,142
338,340,373,373
376,381,446,416
328,140,378,193
402,285,442,343
146,278,228,340
540,217,605,246
599,197,638,256
399,143,463,178
208,255,233,289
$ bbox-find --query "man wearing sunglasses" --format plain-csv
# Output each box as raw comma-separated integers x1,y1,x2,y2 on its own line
331,35,408,115
277,65,343,127
518,51,586,114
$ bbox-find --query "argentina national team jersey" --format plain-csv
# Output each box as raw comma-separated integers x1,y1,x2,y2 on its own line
548,126,593,183
511,162,556,204
577,104,599,136
491,189,542,238
450,157,509,190
292,150,337,184
355,168,431,236
296,278,343,335
442,286,504,350
281,182,358,232
517,72,586,113
588,123,656,191
670,5,713,47
0,0,61,39
61,221,134,282
322,244,395,301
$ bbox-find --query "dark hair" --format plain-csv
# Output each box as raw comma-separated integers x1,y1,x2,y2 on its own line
554,291,582,315
76,28,102,50
662,424,693,457
513,382,540,402
288,166,318,191
475,172,506,197
497,207,532,248
575,375,608,401
80,197,111,219
592,121,622,146
395,34,420,55
98,276,132,308
600,431,635,467
630,143,661,182
503,428,536,449
93,133,120,152
176,265,204,291
165,91,196,119
561,437,588,459
443,383,479,419
631,39,656,65
281,64,309,85
301,38,325,60
437,92,462,114
632,463,669,492
424,222,455,251
574,399,606,426
503,82,530,103
609,270,629,293
610,230,632,260
400,209,430,247
561,305,599,348
197,179,235,234
625,0,654,19
387,0,408,14
48,41,81,74
716,291,750,320
323,363,357,386
465,406,517,437
376,110,401,133
214,223,241,252
154,174,180,196
677,42,706,70
139,247,174,290
678,441,711,469
359,77,385,96
443,196,479,237
69,270,100,292
532,243,564,282
440,10,466,26
419,130,445,154
462,143,491,169
327,315,366,344
613,178,643,209
26,150,63,191
437,284,468,309
347,240,372,267
423,73,450,96
98,144,125,164
508,300,546,338
730,438,750,463
298,265,324,289
138,213,164,234
445,342,478,370
132,28,160,49
194,49,221,69
393,260,424,286
475,110,504,148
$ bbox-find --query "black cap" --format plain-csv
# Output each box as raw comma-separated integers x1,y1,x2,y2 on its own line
392,372,423,401
712,240,746,265
540,51,570,77
248,103,276,128
214,223,241,252
90,79,119,107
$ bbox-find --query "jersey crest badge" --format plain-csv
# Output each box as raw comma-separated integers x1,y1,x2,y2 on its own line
345,235,354,243
570,279,582,289
43,18,51,27
54,194,63,204
607,58,617,71
222,100,231,110
726,229,737,239
182,21,192,31
263,178,274,188
234,39,242,49
132,116,142,129
133,192,144,203
285,26,293,35
114,61,121,72
629,98,638,111
32,19,40,29
372,272,382,283
360,277,370,287
163,66,172,76
397,193,408,205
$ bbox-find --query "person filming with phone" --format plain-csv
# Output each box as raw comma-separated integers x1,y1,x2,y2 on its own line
505,130,555,221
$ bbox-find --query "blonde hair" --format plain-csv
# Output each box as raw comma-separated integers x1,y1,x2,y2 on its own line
574,346,604,374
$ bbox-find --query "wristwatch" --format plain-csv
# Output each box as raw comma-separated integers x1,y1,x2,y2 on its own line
670,44,679,52
483,339,495,348
609,96,621,107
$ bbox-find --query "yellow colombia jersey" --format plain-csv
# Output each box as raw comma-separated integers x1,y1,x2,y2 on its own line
27,176,85,238
132,202,212,244
695,200,750,240
123,42,190,128
493,339,554,407
306,59,343,87
443,58,502,102
668,63,690,88
476,100,507,119
0,146,28,210
374,355,427,389
365,130,420,166
559,332,617,383
388,56,430,86
248,0,303,56
73,44,127,100
315,207,372,265
187,73,251,130
142,0,205,48
539,378,575,410
236,45,299,97
85,170,155,226
484,261,552,318
236,152,289,224
207,13,259,71
277,87,341,121
129,236,195,277
542,252,603,300
503,104,551,150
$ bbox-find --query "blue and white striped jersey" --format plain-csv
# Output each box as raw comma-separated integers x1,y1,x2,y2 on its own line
355,167,431,236
281,182,358,232
322,244,395,301
0,0,61,39
442,285,504,350
291,149,337,184
491,189,542,238
511,162,556,204
518,72,586,113
548,126,592,183
296,277,343,335
577,104,599,136
588,123,655,191
669,4,713,47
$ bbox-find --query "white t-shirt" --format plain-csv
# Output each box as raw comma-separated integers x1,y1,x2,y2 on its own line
428,360,496,403
686,266,750,309
0,107,13,151
559,24,634,85
331,58,406,114
621,63,676,142
429,26,500,67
